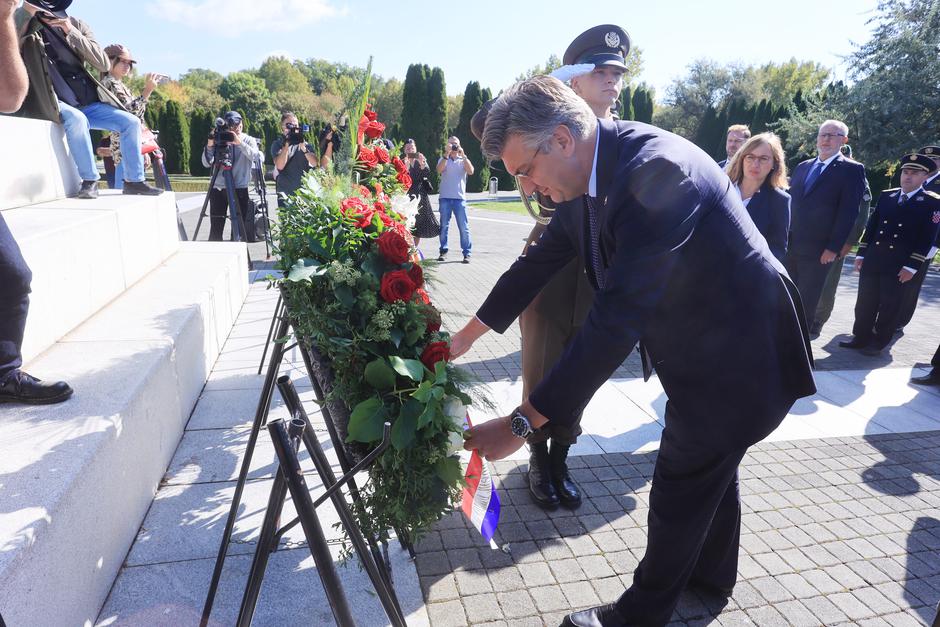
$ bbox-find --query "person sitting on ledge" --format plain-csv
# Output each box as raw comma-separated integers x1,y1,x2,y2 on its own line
13,0,162,198
0,0,73,405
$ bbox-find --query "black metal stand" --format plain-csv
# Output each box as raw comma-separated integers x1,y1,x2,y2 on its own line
201,288,407,626
257,293,283,376
193,160,254,269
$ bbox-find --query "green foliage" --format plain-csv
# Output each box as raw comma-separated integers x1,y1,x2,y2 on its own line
258,56,312,95
633,86,654,124
274,171,479,547
219,71,275,134
456,81,489,192
427,67,448,186
402,64,448,187
372,77,403,127
160,100,190,175
143,94,165,133
188,108,214,176
619,85,634,121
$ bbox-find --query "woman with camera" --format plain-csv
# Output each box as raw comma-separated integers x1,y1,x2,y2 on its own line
271,111,319,203
100,44,164,190
404,139,440,248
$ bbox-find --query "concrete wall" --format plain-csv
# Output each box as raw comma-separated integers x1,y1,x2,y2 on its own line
0,116,80,210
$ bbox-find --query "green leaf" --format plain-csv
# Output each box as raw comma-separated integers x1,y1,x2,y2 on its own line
346,397,387,443
361,253,384,279
431,386,444,400
417,397,440,430
434,362,448,385
391,398,422,450
411,380,434,402
390,356,424,381
364,358,395,390
304,235,328,258
334,284,355,308
434,455,464,486
286,258,326,282
404,325,424,347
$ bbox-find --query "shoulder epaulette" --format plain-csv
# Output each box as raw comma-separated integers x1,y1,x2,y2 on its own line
883,187,900,192
924,190,940,199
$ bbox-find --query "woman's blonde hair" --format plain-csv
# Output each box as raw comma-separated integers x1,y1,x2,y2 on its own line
726,132,788,189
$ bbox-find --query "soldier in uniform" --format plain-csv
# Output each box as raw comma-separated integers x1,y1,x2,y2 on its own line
811,144,872,338
839,153,940,356
515,25,629,509
895,144,940,332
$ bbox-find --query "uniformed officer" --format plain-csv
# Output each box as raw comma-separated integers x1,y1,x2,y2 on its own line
516,24,629,510
840,153,940,355
895,144,940,331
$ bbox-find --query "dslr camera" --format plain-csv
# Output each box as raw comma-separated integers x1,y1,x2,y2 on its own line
284,122,310,146
210,118,238,147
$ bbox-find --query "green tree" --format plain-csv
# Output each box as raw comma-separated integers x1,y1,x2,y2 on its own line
189,108,214,176
455,81,489,192
143,93,165,133
401,64,430,153
160,99,190,175
633,86,654,124
619,84,634,120
372,77,403,127
426,67,448,188
179,68,223,92
258,56,311,94
219,71,275,135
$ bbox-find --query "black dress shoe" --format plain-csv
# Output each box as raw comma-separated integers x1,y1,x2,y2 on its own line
0,370,73,405
528,441,560,508
911,371,940,386
550,442,582,508
561,603,628,627
123,180,164,196
862,345,885,357
76,180,98,199
838,338,868,349
810,320,823,336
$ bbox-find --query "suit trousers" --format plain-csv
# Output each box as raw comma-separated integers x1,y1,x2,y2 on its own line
895,260,930,329
615,401,746,625
208,186,252,242
0,212,33,382
813,254,850,327
784,253,832,325
852,269,907,348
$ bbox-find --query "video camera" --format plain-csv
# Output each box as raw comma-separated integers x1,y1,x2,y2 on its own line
284,122,310,146
210,118,238,147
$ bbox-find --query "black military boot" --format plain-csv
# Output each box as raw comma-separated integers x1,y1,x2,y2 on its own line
549,441,582,508
527,441,559,508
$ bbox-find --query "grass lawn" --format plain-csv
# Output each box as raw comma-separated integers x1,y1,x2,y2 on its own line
468,200,530,216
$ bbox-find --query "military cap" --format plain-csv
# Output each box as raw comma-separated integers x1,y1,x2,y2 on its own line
562,25,631,70
471,97,498,142
899,153,936,172
918,145,940,158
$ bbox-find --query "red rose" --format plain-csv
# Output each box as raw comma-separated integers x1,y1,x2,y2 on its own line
392,156,406,174
415,287,430,304
374,145,390,164
358,185,372,198
373,200,387,213
354,207,375,228
408,263,424,288
379,270,416,302
379,211,395,227
420,341,450,370
377,230,410,265
358,146,378,169
363,107,378,122
364,120,385,140
340,197,367,214
374,181,383,195
396,171,413,189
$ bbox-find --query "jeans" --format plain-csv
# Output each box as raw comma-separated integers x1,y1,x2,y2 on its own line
58,101,144,183
0,212,32,381
438,197,471,256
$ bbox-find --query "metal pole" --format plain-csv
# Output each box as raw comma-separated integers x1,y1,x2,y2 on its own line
257,294,283,375
221,168,254,271
268,419,356,627
200,313,291,627
192,161,221,241
277,377,407,626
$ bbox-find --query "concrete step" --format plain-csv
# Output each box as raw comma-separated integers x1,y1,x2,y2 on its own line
1,116,80,210
5,190,182,363
0,242,249,627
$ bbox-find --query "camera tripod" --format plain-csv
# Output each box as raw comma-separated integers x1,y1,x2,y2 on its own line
193,143,254,269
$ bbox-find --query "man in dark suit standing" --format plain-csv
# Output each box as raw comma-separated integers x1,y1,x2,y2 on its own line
894,144,940,332
717,124,750,169
786,120,867,324
839,154,940,356
451,76,815,627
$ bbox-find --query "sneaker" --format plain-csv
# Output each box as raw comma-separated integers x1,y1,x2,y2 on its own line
462,255,470,264
437,253,446,262
123,180,163,196
0,370,73,405
76,180,98,199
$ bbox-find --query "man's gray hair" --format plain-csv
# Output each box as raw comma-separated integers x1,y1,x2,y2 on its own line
820,119,849,136
481,75,597,162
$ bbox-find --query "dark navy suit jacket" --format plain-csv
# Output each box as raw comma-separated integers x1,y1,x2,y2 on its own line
788,155,866,257
744,184,790,262
477,119,816,452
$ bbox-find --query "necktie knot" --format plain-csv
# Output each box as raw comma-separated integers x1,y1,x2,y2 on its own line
804,161,824,190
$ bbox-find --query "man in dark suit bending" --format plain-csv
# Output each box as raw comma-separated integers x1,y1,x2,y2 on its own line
785,120,867,323
451,76,816,626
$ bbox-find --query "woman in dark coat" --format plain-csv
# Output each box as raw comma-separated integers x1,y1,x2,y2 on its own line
404,139,440,248
726,132,791,262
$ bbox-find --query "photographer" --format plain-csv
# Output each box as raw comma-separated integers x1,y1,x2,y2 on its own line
317,118,344,169
435,135,474,263
201,110,260,242
271,111,317,202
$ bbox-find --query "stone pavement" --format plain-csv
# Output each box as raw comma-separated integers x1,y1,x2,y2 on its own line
98,204,940,626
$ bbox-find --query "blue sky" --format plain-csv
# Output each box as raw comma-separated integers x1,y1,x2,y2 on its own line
61,0,880,98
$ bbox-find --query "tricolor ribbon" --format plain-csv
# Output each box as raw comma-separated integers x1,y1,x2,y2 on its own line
460,414,500,542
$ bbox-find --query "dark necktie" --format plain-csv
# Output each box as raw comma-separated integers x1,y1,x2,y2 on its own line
804,160,824,191
898,193,909,206
584,195,605,289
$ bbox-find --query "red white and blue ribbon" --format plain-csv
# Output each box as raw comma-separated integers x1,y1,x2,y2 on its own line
461,414,500,542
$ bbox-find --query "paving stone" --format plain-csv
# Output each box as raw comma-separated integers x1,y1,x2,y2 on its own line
800,595,849,624
449,547,484,571
774,573,818,599
426,599,468,627
487,566,526,592
505,616,543,627
422,574,459,602
455,569,493,596
564,535,601,556
716,609,755,625
606,550,639,575
774,599,819,626
548,558,586,584
416,551,451,576
536,538,574,561
463,592,503,623
496,590,537,619
742,605,789,626
577,554,616,579
560,580,600,608
751,552,793,576
750,576,794,603
529,585,569,613
824,563,867,590
591,575,627,602
828,591,876,620
852,585,902,615
517,562,556,588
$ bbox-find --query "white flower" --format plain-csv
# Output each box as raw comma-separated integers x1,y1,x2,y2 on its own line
391,194,418,230
443,395,469,455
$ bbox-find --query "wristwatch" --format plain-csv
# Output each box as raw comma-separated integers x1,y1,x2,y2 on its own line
509,409,538,439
